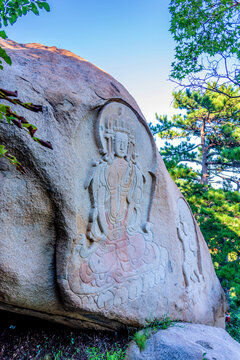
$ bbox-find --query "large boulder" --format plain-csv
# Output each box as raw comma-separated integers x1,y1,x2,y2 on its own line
0,40,226,330
125,323,240,360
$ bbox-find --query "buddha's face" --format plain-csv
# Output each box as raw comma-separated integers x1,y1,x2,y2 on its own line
114,132,128,157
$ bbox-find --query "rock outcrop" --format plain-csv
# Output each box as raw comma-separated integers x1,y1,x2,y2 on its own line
0,40,226,330
125,323,240,360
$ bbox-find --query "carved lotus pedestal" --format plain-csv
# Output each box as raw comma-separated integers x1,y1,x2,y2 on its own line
0,40,226,330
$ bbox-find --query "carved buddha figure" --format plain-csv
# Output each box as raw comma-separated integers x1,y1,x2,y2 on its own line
87,111,145,243
66,107,160,307
103,131,133,230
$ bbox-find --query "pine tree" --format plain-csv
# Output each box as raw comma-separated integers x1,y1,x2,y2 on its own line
151,84,240,188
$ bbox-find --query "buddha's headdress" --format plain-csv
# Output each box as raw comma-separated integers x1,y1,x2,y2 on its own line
104,107,136,145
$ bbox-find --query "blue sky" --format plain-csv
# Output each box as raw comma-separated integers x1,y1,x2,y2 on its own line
6,0,179,124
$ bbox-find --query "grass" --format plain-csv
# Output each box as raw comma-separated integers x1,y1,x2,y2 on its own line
86,345,126,360
85,316,174,357
132,331,148,351
132,315,174,352
145,316,173,331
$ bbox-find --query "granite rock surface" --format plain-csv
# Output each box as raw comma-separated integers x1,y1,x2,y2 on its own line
125,323,240,360
0,40,226,329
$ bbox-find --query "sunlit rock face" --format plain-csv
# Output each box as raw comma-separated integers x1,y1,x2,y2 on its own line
0,40,226,330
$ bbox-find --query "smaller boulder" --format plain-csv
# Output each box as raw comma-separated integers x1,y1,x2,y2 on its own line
125,323,240,360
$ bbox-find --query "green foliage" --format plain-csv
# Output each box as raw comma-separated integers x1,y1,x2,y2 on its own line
145,316,173,331
170,0,240,78
0,44,11,68
0,89,53,172
0,1,50,66
52,350,63,360
0,0,51,172
226,295,240,342
154,4,240,334
163,160,240,341
154,100,240,337
132,316,174,352
132,331,147,352
151,84,240,186
0,143,25,171
169,0,240,94
179,183,240,293
0,0,50,25
86,345,126,360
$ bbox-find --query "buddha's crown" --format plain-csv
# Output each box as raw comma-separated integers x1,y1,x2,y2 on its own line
104,107,135,143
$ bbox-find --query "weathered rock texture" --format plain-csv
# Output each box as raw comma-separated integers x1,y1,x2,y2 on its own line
0,40,226,330
125,323,240,360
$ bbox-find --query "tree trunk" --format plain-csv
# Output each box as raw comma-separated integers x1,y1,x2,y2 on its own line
237,181,240,193
201,119,208,185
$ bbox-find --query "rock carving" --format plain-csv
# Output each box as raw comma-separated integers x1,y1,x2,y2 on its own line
177,197,203,290
0,41,227,329
65,104,166,311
